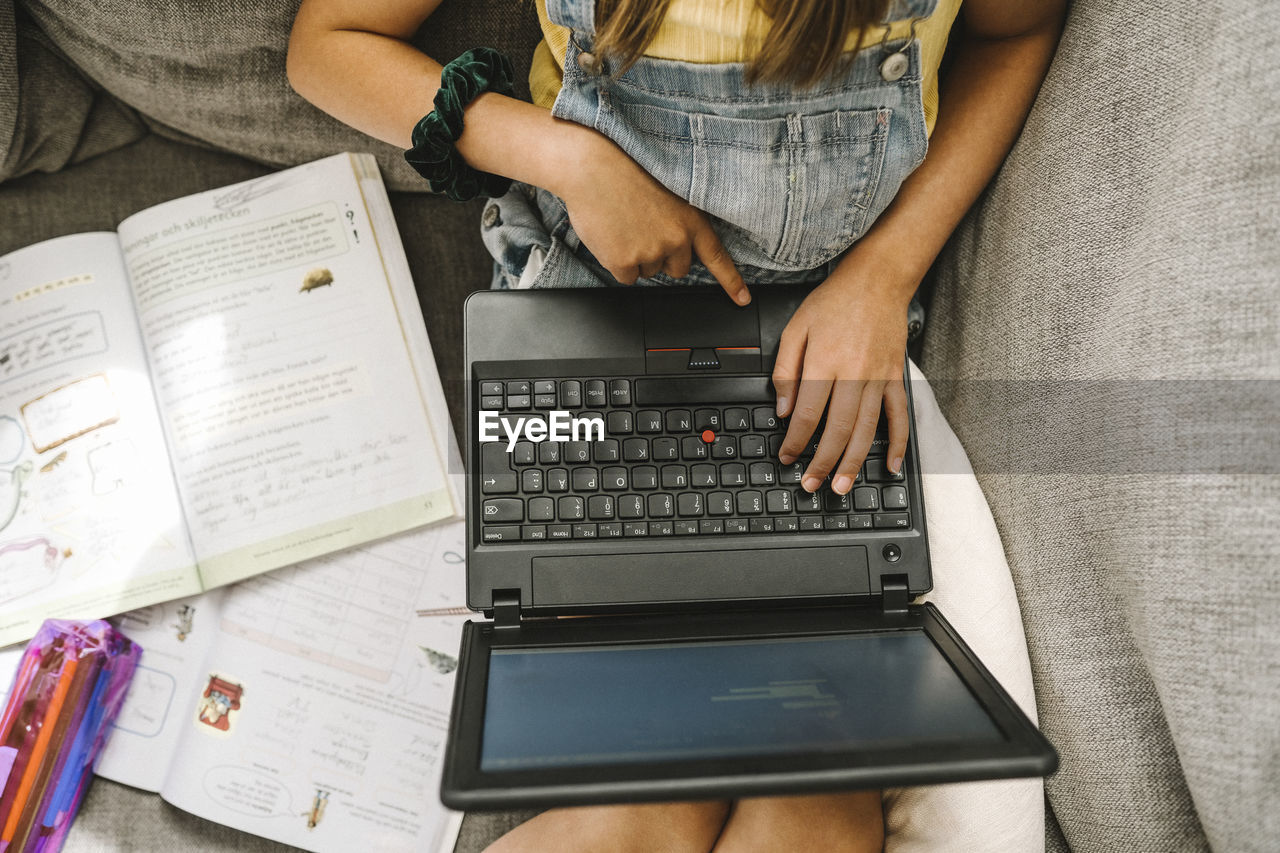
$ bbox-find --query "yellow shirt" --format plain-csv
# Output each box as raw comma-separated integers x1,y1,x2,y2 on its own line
530,0,962,136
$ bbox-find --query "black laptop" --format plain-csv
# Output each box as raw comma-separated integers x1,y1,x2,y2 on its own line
441,284,1056,810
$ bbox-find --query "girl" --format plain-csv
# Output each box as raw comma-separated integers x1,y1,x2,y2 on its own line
289,0,1064,849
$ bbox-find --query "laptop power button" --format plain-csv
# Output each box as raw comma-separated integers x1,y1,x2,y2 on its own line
882,543,902,563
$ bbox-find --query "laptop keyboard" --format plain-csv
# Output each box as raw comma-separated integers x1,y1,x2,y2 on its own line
477,376,910,543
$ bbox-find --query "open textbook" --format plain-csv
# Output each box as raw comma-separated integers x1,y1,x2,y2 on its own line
0,154,457,646
0,517,469,853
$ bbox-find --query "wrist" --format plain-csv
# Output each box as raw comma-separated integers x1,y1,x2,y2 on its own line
829,246,921,308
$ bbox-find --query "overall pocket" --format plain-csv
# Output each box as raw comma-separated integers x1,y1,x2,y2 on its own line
599,99,892,270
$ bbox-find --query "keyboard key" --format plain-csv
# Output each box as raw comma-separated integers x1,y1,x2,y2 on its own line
546,468,569,492
631,466,658,490
558,496,585,521
636,410,663,433
765,489,793,513
778,462,804,484
648,493,675,518
606,411,633,435
559,380,582,407
700,519,725,534
824,515,850,530
618,495,644,519
480,443,517,494
795,490,822,513
609,379,632,406
587,495,615,520
661,465,688,488
649,521,674,536
724,407,750,431
585,380,607,407
666,409,693,432
572,468,599,491
874,512,911,529
624,521,649,537
528,497,555,521
775,516,799,532
749,518,774,533
622,438,650,462
725,518,749,533
482,526,519,542
483,499,523,522
538,442,560,464
720,463,747,486
507,380,531,395
868,435,890,456
600,522,624,538
480,381,504,396
694,409,722,431
865,458,904,482
677,492,704,517
768,434,784,457
506,394,530,410
749,462,776,486
849,514,873,529
681,436,709,460
690,464,717,487
481,395,503,409
708,492,734,516
521,469,543,492
710,435,738,458
522,525,547,540
675,520,699,535
601,466,628,490
594,439,620,462
824,491,851,512
534,380,556,396
573,523,598,539
882,485,909,509
752,407,780,430
739,435,766,457
652,437,679,460
534,392,557,409
564,441,591,463
512,441,535,465
549,524,572,539
853,486,880,511
736,490,764,515
798,515,824,530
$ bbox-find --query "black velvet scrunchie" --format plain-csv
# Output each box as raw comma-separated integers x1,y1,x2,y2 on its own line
405,47,515,201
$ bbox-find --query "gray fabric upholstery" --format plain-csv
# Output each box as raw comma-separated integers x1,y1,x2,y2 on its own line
920,1,1280,851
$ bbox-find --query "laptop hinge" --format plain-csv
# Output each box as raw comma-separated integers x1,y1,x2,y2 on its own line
881,576,910,615
491,590,522,630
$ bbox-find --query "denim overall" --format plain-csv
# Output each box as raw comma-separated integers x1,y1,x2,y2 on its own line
483,0,938,291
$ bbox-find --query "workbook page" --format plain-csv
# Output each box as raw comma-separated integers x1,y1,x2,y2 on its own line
154,521,468,853
0,233,200,646
115,155,454,589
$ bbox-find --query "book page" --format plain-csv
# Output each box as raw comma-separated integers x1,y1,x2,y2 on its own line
0,234,200,646
115,154,454,589
153,521,468,853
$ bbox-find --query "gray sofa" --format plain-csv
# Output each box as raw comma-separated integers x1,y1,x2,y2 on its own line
2,1,1276,851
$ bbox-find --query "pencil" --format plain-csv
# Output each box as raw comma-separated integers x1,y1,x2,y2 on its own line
0,653,38,744
0,655,77,844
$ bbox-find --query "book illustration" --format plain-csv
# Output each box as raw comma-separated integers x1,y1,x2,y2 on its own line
0,310,109,382
0,535,68,604
197,674,245,733
112,665,177,739
87,439,135,495
20,373,120,453
419,647,457,676
302,789,330,830
0,460,32,531
172,603,196,641
0,415,23,463
299,268,333,293
39,450,67,473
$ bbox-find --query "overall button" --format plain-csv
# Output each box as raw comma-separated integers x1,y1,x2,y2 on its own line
577,50,603,75
880,51,909,82
482,204,502,229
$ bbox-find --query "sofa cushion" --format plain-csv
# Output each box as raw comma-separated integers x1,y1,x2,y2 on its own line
16,0,542,192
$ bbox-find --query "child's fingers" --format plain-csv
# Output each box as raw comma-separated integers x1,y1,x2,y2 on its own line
772,326,805,426
691,221,750,306
831,381,886,495
884,378,910,474
802,379,865,493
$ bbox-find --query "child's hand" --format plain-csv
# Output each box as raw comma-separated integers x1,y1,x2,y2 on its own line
772,270,911,495
551,125,750,305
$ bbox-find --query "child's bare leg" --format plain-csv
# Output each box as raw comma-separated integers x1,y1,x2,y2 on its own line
712,792,884,853
484,801,732,853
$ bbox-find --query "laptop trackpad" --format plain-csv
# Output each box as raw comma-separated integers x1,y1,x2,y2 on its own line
531,547,869,606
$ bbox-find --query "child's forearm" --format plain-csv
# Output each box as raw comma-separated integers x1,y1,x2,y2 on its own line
836,0,1068,295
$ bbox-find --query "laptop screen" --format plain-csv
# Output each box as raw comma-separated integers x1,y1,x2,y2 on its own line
480,631,1004,771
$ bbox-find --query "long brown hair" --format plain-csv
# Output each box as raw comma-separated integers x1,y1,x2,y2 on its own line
594,0,894,87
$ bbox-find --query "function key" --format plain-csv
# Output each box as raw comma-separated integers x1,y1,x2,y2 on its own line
700,519,725,534
725,519,749,534
752,407,780,430
585,380,608,407
636,410,664,433
775,516,799,532
480,381,504,397
666,409,693,432
749,518,774,533
724,407,750,431
573,523,598,539
675,520,699,535
874,512,911,529
694,409,722,431
507,380,531,395
849,513,873,529
600,522,624,538
560,380,583,407
609,379,632,406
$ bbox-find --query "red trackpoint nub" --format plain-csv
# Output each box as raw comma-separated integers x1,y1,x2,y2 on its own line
701,429,716,443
